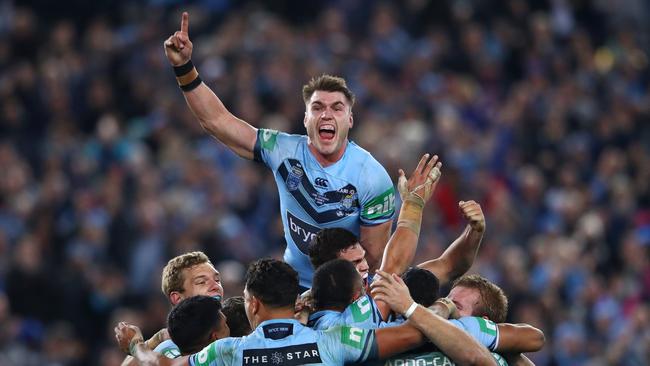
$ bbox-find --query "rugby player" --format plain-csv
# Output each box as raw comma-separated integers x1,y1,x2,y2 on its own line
121,251,223,364
165,12,407,289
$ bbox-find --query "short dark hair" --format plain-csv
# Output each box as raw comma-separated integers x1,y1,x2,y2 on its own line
222,296,252,337
245,258,299,308
402,268,440,308
302,74,356,106
309,228,359,269
312,259,360,311
451,274,508,323
167,296,223,355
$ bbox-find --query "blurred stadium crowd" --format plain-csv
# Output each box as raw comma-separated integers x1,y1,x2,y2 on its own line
0,0,649,365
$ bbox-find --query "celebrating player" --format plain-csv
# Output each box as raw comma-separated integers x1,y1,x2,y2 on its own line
164,12,399,289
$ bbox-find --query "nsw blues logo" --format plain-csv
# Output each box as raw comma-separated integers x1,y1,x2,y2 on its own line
286,164,304,191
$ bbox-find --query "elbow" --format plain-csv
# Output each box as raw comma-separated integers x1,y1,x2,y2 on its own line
530,329,546,352
519,326,546,352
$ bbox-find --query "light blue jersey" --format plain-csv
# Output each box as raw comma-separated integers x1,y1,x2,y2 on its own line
254,129,395,288
308,294,384,330
448,317,500,351
153,339,181,358
189,319,378,366
369,316,500,351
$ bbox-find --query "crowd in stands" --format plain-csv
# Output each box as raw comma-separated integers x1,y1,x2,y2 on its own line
0,0,648,364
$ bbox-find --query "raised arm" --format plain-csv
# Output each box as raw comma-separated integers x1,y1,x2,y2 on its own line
372,271,496,366
373,154,442,319
164,12,258,159
380,154,442,275
417,200,485,284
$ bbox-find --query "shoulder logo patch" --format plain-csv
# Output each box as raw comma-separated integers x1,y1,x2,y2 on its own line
260,129,279,151
361,188,395,220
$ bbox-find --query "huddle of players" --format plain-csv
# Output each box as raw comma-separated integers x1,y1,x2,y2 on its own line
115,160,545,366
116,11,544,365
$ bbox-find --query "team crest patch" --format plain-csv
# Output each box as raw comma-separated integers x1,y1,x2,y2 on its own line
336,189,358,217
286,164,304,191
338,190,357,212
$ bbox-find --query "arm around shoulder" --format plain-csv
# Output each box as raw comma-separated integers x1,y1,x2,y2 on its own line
496,323,545,353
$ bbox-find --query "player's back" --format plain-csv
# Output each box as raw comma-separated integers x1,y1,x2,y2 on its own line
189,319,378,366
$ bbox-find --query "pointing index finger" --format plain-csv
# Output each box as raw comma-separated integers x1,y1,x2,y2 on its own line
181,12,189,34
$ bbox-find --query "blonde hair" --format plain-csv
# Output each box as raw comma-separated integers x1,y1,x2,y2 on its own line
451,274,508,323
161,251,212,297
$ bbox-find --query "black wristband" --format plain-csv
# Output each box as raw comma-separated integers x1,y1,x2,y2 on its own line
180,76,202,92
173,60,194,76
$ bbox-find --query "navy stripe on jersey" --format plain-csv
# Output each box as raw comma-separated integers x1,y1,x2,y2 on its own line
278,159,360,224
358,329,377,363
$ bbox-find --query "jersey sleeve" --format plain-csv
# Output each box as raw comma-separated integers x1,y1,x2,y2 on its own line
348,295,383,327
449,317,499,351
189,338,233,366
324,326,379,364
358,160,395,225
153,339,181,359
253,129,299,170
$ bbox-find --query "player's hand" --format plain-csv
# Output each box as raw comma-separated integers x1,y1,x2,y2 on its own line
144,327,170,350
431,297,460,319
294,290,314,324
370,270,414,315
164,12,193,66
397,154,442,207
459,200,485,233
115,322,144,354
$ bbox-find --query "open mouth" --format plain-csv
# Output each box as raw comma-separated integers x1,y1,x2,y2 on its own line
318,125,335,140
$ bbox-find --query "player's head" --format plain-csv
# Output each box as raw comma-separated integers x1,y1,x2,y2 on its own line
161,251,223,305
401,267,440,307
302,75,355,159
448,274,508,323
309,228,369,279
244,258,300,328
312,259,363,311
222,296,252,337
167,295,229,355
